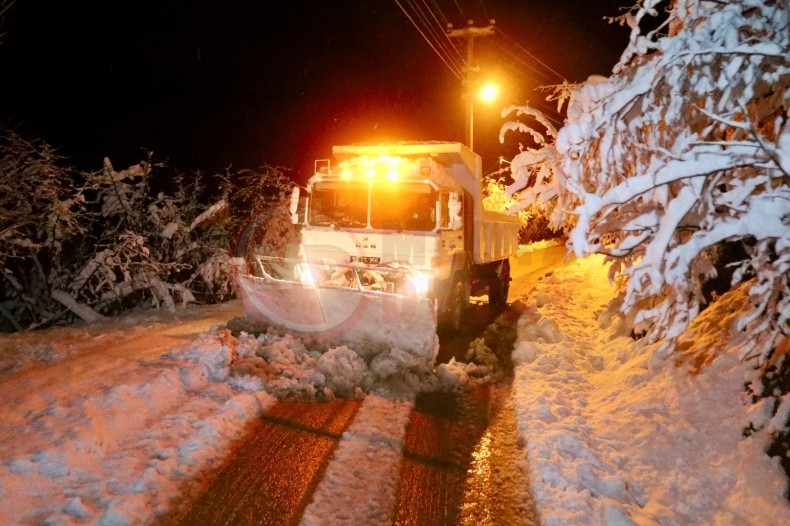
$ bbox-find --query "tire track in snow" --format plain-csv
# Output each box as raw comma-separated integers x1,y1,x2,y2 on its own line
164,398,361,525
299,394,414,526
394,300,538,525
393,388,497,524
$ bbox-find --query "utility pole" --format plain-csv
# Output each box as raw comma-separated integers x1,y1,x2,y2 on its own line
447,20,496,152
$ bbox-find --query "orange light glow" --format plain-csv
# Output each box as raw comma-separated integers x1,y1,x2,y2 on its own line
332,155,419,182
478,82,500,103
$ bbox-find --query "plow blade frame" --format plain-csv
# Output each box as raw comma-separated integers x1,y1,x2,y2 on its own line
234,257,438,358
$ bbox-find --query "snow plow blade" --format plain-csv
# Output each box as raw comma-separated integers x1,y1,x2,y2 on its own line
233,257,438,359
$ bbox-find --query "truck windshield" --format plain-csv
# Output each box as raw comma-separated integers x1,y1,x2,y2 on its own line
308,181,368,227
371,182,436,231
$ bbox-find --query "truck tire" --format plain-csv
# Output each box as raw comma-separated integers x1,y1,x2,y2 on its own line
438,277,469,336
489,259,511,311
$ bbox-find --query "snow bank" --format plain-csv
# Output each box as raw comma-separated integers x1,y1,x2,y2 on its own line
512,256,790,525
516,238,564,255
0,325,276,525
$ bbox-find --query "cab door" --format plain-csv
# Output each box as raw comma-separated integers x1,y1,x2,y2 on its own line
438,191,464,281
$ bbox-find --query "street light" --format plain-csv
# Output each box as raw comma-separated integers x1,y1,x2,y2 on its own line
466,80,500,152
447,21,496,152
478,82,500,104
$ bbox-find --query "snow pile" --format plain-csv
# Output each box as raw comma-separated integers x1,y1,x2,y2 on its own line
215,321,506,401
0,323,276,525
512,256,790,525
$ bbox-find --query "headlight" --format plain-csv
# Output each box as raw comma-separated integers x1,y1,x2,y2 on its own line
296,263,315,286
407,273,430,296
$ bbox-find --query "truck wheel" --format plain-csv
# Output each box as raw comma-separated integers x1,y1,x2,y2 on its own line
489,259,511,311
438,278,468,336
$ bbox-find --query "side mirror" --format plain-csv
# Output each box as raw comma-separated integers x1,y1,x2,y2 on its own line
448,192,462,229
290,187,300,224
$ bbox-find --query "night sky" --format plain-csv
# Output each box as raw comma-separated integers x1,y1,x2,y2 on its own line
0,0,629,182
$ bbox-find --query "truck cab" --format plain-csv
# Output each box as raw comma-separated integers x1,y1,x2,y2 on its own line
296,142,520,333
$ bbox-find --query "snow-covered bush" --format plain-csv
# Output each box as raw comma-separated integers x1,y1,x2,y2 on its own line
503,0,789,365
483,176,558,243
0,132,295,330
67,158,235,315
0,132,86,329
225,165,299,272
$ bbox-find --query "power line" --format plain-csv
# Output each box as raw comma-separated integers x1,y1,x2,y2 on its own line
496,27,567,82
394,0,465,80
477,41,568,125
398,0,467,75
476,45,567,122
477,59,566,122
477,0,489,20
451,0,466,19
478,64,566,128
408,0,465,70
486,36,558,85
423,0,467,67
426,0,449,27
478,43,547,87
398,1,568,92
395,1,567,129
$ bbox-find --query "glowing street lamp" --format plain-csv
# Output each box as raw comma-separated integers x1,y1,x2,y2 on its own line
447,21,497,152
466,79,500,152
478,82,500,104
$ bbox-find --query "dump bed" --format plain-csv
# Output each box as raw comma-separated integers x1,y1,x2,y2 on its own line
479,210,521,263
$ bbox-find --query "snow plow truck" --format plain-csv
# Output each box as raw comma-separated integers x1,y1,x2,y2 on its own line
233,141,520,357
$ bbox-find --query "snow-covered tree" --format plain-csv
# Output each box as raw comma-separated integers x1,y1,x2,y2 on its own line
0,132,86,328
483,175,559,242
223,164,301,283
0,130,298,330
504,0,789,364
499,102,573,238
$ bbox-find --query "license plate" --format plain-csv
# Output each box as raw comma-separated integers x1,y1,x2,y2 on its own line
350,256,380,265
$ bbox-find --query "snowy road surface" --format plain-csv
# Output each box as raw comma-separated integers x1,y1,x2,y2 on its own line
2,242,788,525
165,385,537,526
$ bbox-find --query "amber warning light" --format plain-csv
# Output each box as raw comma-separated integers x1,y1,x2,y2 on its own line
328,155,422,182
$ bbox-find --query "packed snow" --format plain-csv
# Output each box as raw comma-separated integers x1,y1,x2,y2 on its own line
0,252,787,524
512,255,789,525
300,395,413,526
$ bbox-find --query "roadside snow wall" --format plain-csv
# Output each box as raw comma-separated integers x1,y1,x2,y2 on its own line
511,256,789,525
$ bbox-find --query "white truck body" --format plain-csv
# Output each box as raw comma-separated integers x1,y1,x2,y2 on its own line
235,141,520,352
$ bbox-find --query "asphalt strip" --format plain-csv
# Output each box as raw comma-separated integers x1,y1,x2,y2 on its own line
299,394,414,526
